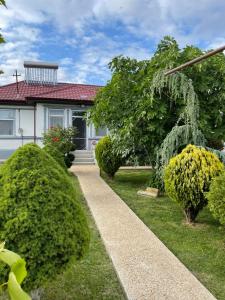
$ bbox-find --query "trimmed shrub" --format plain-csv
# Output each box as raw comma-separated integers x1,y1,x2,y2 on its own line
43,127,77,168
0,144,89,289
43,145,67,170
207,171,225,225
164,144,224,223
95,136,123,178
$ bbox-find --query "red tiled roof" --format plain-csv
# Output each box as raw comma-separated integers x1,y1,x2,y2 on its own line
0,81,101,104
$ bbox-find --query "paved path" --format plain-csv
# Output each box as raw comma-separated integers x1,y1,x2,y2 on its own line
71,165,216,300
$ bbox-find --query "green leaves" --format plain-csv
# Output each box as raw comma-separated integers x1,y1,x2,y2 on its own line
164,145,224,222
0,143,89,289
90,36,225,166
0,242,31,300
0,0,6,6
8,272,30,300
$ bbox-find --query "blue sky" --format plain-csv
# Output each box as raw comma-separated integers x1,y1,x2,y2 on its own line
0,0,225,86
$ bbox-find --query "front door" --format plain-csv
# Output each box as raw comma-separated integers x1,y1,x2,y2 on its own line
72,111,86,150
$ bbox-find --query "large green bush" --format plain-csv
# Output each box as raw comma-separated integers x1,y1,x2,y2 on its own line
95,136,123,178
164,144,224,223
43,145,67,170
207,171,225,225
43,127,77,168
0,144,89,289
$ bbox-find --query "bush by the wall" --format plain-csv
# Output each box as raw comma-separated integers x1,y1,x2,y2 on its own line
43,145,67,170
95,136,123,178
207,171,225,225
0,143,89,289
164,144,224,223
43,127,77,168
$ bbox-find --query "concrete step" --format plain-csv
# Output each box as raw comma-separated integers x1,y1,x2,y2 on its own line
74,150,95,165
75,154,94,159
73,161,95,165
75,157,95,163
75,150,93,155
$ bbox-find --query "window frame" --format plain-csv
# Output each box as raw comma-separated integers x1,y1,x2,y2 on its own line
0,109,16,136
48,109,65,129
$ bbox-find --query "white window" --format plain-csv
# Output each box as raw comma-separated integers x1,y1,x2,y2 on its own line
95,127,107,137
0,109,15,136
48,109,64,128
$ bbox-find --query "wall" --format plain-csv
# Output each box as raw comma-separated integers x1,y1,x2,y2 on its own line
0,103,107,160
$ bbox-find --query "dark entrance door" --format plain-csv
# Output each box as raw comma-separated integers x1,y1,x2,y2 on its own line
72,112,86,150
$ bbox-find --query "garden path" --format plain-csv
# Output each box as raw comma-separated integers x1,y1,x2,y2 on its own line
71,165,216,300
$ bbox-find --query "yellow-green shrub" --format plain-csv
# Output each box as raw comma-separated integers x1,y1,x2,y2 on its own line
207,170,225,225
164,144,224,223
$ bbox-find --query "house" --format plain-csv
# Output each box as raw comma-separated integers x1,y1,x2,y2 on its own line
0,61,107,161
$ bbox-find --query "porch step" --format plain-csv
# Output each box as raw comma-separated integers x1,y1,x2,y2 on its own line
73,161,95,165
73,150,95,165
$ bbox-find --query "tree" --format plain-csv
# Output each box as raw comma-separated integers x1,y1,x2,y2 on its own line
0,0,6,74
90,36,225,164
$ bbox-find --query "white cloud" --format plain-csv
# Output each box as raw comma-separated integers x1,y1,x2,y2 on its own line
0,0,225,85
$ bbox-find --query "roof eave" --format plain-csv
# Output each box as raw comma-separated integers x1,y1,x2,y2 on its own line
26,96,94,105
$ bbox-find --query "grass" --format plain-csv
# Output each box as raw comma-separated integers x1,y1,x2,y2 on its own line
103,169,225,300
41,175,125,300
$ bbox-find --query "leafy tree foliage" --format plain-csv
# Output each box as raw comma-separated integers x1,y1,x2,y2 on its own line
0,242,30,300
0,144,89,289
90,36,225,164
0,0,6,74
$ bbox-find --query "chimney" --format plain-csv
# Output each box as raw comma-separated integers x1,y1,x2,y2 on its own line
24,61,58,85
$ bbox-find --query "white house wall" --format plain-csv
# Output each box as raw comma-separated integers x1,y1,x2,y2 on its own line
0,103,106,160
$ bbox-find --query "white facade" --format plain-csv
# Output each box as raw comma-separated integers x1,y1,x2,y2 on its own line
0,103,107,160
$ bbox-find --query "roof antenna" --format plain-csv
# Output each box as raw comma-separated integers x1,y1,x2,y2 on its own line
12,70,21,93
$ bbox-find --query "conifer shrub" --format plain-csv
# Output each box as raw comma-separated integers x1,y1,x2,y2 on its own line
207,171,225,225
43,145,67,170
95,136,123,178
0,144,89,289
164,144,224,223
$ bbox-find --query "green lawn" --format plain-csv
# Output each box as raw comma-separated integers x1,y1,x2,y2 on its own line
42,175,125,300
103,169,225,300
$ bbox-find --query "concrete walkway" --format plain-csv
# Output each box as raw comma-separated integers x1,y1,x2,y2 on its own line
71,165,216,300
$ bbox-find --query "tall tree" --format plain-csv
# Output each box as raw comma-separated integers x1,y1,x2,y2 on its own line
0,0,6,75
90,36,225,164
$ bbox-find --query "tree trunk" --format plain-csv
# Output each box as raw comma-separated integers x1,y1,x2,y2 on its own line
184,207,199,223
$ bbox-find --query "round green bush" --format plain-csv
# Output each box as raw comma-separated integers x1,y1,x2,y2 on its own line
0,143,89,289
43,145,67,170
207,170,225,225
164,144,224,223
95,136,123,178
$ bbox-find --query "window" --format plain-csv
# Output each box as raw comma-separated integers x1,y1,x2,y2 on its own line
0,109,15,136
49,109,64,128
95,127,107,137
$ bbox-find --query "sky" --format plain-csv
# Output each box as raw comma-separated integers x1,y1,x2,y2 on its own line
0,0,225,86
